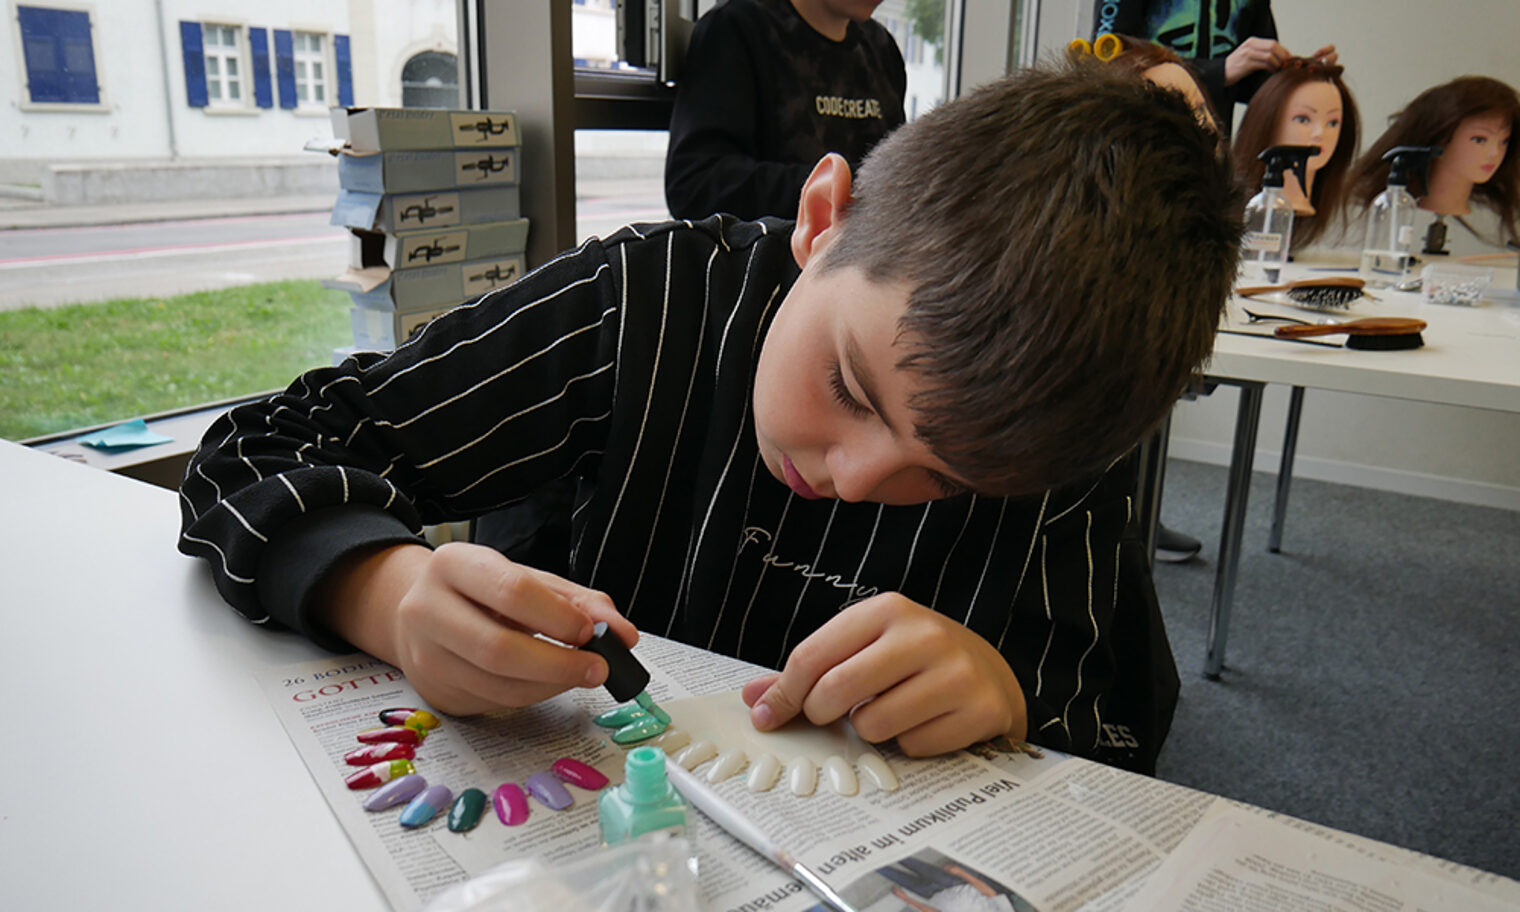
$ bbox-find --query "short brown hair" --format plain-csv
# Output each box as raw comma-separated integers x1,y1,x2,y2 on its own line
822,63,1242,496
1232,59,1360,249
1349,76,1520,244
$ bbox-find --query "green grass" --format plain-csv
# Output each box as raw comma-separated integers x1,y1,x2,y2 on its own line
0,280,351,441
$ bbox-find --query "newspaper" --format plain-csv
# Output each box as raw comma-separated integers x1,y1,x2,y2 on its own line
259,636,1520,912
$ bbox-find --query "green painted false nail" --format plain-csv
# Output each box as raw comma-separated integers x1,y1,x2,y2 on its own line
447,788,487,832
594,705,648,728
611,714,669,744
635,691,671,725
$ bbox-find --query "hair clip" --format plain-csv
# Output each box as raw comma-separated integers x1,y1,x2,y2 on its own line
1067,33,1122,62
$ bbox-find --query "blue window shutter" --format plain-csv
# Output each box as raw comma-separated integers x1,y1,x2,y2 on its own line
179,21,208,107
249,28,273,108
17,6,99,104
273,29,296,109
334,34,353,107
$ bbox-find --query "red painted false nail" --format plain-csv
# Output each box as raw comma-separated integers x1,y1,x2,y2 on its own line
378,707,441,730
345,743,416,765
345,759,417,789
551,757,609,790
492,783,530,826
356,726,425,745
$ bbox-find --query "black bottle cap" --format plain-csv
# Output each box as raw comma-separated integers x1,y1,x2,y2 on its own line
1258,144,1319,190
1383,145,1441,189
578,621,649,702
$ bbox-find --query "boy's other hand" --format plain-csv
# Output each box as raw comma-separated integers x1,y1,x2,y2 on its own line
739,594,1028,757
323,541,637,716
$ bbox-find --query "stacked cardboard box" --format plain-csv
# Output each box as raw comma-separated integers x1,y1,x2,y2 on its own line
323,107,530,354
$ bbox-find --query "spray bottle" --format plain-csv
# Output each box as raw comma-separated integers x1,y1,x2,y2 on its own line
1240,145,1318,285
1359,145,1441,285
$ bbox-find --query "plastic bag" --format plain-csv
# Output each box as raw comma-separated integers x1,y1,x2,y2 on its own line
421,836,703,912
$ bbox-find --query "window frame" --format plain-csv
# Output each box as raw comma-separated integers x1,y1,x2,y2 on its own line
199,21,252,110
290,28,331,110
13,1,108,112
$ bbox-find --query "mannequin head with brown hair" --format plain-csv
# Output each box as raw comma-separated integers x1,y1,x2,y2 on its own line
1233,59,1360,248
1349,76,1519,243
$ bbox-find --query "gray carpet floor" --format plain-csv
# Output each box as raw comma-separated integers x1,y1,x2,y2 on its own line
1150,458,1520,882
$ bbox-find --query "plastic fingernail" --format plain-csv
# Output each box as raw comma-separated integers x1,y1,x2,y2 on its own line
706,748,747,783
356,726,425,745
524,771,573,810
345,759,417,789
492,783,529,826
379,707,441,730
824,756,858,796
364,773,427,811
746,753,781,792
786,756,817,797
593,705,647,728
399,784,453,828
857,753,899,792
551,757,609,790
674,739,717,771
447,788,487,832
611,715,668,744
344,742,415,765
651,729,690,754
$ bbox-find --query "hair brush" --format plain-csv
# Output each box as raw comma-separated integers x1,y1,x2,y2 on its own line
1236,275,1370,309
1273,316,1426,350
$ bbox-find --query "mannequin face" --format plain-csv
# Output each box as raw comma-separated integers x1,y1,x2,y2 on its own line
1438,112,1512,185
1273,80,1343,173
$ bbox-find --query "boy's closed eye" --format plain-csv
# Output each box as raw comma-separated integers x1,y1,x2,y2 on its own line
826,356,969,499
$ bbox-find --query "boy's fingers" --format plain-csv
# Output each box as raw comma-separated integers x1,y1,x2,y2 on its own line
432,543,595,646
749,601,893,731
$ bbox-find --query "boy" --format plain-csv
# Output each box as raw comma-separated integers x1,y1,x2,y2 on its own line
179,64,1240,774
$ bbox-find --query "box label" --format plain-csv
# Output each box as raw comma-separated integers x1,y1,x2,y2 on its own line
450,113,518,146
391,192,462,229
399,230,469,268
462,256,525,297
454,149,516,185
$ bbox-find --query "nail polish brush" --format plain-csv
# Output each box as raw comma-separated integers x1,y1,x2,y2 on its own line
579,622,672,741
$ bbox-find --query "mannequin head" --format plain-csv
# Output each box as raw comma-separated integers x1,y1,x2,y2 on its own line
1071,34,1220,131
1350,76,1519,241
1233,59,1360,247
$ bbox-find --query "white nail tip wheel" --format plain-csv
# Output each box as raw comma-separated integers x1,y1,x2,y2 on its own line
823,756,858,796
786,756,818,797
746,753,782,792
675,739,717,771
706,748,748,783
856,753,899,792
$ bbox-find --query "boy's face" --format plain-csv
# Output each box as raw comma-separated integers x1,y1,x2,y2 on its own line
753,259,970,506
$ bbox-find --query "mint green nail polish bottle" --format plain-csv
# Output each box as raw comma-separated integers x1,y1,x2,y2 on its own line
598,745,689,846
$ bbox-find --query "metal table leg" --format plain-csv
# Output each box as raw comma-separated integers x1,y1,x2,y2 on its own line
1268,386,1305,554
1134,414,1172,566
1204,379,1264,680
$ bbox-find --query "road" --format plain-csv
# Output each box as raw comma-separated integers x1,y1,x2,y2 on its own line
0,181,670,311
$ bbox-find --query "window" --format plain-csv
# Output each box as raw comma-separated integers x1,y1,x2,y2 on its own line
401,51,459,108
292,31,327,105
201,24,245,105
17,5,100,104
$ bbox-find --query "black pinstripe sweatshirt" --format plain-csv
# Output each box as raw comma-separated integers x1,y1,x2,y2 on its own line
178,216,1179,773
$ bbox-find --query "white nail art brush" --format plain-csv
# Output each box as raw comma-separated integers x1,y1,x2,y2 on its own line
664,760,858,912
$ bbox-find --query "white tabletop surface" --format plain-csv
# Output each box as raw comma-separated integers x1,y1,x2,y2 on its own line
1209,265,1520,412
0,439,388,910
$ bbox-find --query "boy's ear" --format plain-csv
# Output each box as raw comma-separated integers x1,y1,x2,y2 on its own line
791,153,854,269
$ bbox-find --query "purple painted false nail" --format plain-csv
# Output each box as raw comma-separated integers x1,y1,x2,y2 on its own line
524,770,573,810
492,783,530,826
551,757,609,790
364,773,427,811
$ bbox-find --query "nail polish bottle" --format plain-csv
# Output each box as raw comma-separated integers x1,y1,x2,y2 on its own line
598,745,689,847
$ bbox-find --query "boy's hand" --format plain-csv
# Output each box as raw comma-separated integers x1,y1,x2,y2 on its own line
740,594,1027,757
322,541,637,716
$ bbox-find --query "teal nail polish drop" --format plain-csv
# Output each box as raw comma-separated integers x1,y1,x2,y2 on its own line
598,745,688,847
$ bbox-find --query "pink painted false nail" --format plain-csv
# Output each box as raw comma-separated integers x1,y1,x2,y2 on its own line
551,757,609,790
345,743,416,766
492,783,530,826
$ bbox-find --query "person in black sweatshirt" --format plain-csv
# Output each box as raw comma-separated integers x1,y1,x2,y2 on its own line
179,63,1241,774
664,0,906,221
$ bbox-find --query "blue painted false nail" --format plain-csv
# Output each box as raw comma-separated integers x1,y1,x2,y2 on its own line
365,773,427,811
524,771,573,810
399,784,453,828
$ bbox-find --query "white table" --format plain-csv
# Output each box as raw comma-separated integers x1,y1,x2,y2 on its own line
0,439,389,910
1195,266,1520,677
